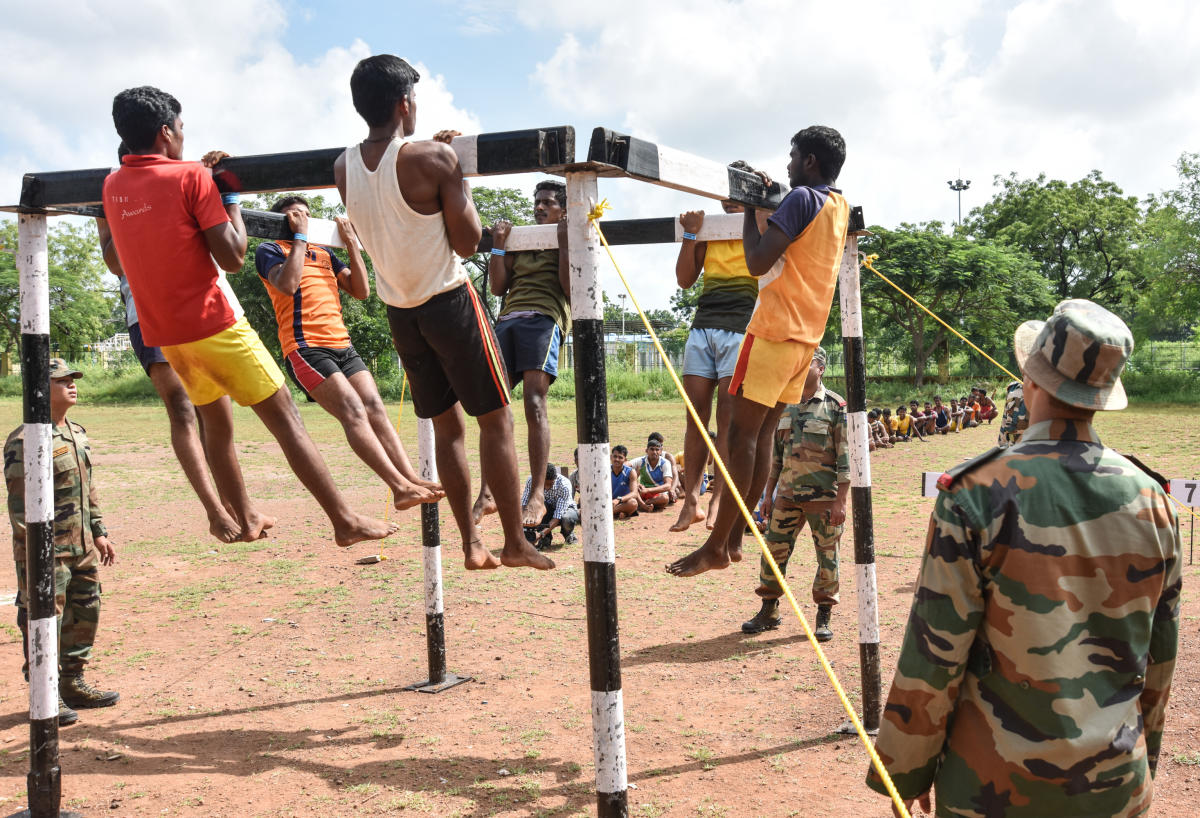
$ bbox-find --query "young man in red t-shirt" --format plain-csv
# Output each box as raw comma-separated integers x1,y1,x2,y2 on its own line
255,195,442,509
102,86,394,548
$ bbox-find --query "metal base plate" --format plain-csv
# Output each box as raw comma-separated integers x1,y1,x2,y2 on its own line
837,718,879,736
403,672,471,694
6,811,83,817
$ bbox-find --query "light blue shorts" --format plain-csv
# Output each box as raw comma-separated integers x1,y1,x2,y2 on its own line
682,327,745,381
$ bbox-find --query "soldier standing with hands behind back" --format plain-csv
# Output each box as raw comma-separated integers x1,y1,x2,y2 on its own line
741,346,849,640
6,360,119,726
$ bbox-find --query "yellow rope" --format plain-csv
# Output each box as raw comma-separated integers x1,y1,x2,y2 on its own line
861,253,1019,382
860,254,1200,526
586,200,911,818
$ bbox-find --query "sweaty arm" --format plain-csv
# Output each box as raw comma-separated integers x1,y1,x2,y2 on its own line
742,208,792,276
488,219,517,297
432,144,482,258
95,217,123,276
334,216,370,300
203,205,247,272
676,210,708,288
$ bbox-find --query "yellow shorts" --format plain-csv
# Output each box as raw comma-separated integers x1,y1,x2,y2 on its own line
162,317,285,407
728,333,817,407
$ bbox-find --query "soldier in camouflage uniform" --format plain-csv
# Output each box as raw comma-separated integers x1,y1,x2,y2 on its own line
742,346,848,641
7,359,120,726
867,300,1181,818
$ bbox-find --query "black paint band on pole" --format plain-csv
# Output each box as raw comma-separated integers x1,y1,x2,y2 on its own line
567,170,627,818
836,233,883,734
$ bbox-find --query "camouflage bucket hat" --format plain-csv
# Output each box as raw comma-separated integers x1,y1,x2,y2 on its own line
49,358,83,379
1013,299,1132,411
812,346,828,367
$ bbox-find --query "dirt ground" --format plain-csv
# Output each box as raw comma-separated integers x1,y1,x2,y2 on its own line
0,398,1196,817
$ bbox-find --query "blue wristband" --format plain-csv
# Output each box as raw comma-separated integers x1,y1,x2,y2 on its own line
490,248,506,256
221,192,240,205
293,233,308,243
682,231,698,241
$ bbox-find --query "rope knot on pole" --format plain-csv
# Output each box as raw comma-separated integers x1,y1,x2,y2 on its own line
587,198,613,222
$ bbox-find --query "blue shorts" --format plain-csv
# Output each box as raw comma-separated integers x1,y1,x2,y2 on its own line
128,321,168,374
682,327,744,381
493,313,563,384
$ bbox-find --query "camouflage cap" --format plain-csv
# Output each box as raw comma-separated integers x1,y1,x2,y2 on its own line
1013,299,1132,411
812,346,828,367
49,358,83,379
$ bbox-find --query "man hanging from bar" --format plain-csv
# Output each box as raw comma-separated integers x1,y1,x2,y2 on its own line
668,126,849,577
103,86,396,548
470,180,570,530
334,54,554,570
254,195,443,508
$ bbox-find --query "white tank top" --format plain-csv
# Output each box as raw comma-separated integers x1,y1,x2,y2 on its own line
345,138,467,309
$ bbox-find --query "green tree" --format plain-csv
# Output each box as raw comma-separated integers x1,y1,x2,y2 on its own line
468,186,535,317
860,223,1054,386
968,171,1144,309
1137,153,1200,339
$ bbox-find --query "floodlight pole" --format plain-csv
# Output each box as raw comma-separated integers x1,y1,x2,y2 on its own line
947,177,971,226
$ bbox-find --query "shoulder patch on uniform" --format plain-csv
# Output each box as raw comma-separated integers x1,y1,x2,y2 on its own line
53,445,70,457
69,420,86,433
938,447,1005,490
1121,453,1168,490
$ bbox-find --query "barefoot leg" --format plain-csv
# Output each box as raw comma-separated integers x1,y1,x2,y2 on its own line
670,374,716,532
475,406,555,570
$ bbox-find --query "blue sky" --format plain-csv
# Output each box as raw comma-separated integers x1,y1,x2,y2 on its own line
3,0,1199,310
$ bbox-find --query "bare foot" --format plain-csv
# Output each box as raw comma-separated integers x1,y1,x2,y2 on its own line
669,501,705,532
522,492,547,527
666,544,730,577
472,489,497,524
392,480,442,511
241,512,276,542
334,515,398,548
208,509,241,543
500,537,556,570
416,478,445,499
728,538,744,562
464,538,502,570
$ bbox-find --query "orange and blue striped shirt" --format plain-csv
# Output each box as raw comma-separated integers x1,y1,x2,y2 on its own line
254,240,351,357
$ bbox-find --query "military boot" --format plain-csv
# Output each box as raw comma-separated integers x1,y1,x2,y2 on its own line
741,600,782,634
61,674,120,708
814,604,834,642
58,696,78,726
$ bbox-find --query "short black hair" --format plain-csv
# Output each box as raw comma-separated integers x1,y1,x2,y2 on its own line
533,180,566,209
350,55,421,127
271,195,310,213
117,142,130,160
544,464,559,481
112,86,181,154
648,432,663,444
612,444,628,457
791,125,846,183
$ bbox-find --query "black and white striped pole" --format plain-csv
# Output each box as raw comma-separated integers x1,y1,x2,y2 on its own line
567,170,628,818
15,213,78,818
836,231,882,734
405,417,469,693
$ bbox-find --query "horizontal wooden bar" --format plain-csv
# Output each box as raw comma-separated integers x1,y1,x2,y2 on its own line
587,127,789,209
16,125,575,209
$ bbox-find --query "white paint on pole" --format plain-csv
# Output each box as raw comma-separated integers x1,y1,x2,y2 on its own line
502,223,560,252
846,413,872,489
418,417,437,482
18,214,49,335
837,237,862,338
578,443,616,564
653,145,731,200
566,172,602,321
452,134,479,176
856,563,880,644
23,424,52,524
424,545,443,616
27,616,58,720
590,689,628,793
672,212,743,242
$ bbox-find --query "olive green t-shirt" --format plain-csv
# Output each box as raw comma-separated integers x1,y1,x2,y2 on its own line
498,250,571,332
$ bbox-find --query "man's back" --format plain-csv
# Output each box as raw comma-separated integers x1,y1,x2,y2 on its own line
873,418,1181,817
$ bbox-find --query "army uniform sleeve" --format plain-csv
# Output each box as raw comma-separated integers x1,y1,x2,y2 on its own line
4,434,25,538
1142,506,1182,776
867,489,985,799
75,425,107,541
833,403,850,485
769,423,788,484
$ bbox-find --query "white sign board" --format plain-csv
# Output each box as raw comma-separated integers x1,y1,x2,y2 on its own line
922,471,942,498
1170,479,1200,507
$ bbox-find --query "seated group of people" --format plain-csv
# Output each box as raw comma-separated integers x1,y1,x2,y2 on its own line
868,386,998,448
606,433,701,519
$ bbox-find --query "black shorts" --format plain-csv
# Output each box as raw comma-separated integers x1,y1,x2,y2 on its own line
284,346,368,398
129,321,168,374
387,283,510,419
494,313,563,384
